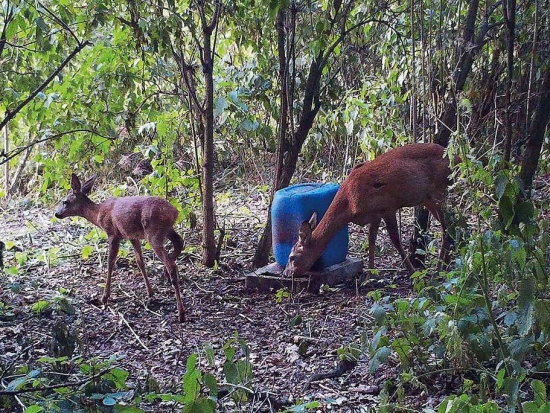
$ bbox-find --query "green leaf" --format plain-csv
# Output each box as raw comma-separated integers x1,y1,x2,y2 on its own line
468,334,492,361
56,297,76,315
203,373,218,396
369,302,386,324
182,399,216,413
81,244,94,259
205,344,215,367
515,200,534,224
105,368,129,390
498,196,514,229
6,377,28,392
103,396,116,406
368,346,390,373
521,402,539,413
114,406,145,413
496,368,506,389
183,354,201,403
535,299,550,335
531,379,547,405
31,300,50,314
517,275,536,336
25,406,44,413
495,171,508,201
290,314,303,327
214,97,228,116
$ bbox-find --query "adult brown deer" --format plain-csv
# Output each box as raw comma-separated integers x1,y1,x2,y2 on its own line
284,143,453,277
55,174,185,322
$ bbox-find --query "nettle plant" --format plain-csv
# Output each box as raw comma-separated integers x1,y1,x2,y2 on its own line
366,157,550,410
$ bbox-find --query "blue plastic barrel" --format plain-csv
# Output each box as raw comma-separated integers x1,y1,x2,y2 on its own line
271,183,349,270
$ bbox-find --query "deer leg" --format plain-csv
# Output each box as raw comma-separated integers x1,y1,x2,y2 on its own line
103,237,120,305
163,229,183,282
150,238,185,323
424,200,450,269
384,214,416,275
130,239,154,298
368,218,381,271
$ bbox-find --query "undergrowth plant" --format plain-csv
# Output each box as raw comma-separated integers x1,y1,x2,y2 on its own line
0,333,322,412
364,147,550,411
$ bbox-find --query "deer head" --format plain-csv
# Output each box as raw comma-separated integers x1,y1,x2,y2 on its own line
55,174,97,219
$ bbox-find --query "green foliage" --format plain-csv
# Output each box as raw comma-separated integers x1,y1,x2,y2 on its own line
358,148,550,410
275,287,291,303
0,355,132,412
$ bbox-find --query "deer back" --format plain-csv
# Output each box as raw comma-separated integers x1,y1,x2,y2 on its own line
98,197,179,241
55,174,178,242
342,143,450,224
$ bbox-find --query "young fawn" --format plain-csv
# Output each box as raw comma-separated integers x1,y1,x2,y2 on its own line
284,143,453,277
55,174,185,322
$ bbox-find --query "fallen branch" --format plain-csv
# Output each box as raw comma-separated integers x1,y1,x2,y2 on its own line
304,359,357,390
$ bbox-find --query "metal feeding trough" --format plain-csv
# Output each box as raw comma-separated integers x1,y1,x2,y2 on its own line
246,183,363,293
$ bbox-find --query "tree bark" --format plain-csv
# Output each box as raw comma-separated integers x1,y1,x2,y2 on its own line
502,0,516,163
198,2,221,267
519,57,550,196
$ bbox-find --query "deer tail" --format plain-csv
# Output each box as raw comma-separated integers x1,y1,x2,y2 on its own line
168,229,184,259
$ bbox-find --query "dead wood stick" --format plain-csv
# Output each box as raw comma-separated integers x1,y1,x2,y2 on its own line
110,308,148,350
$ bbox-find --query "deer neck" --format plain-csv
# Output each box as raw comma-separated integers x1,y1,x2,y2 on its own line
309,199,351,258
80,199,104,229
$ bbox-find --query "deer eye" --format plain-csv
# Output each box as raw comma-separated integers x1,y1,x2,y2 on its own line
373,182,386,189
62,200,68,206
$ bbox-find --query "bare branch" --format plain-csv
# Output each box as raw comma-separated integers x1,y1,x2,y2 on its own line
0,40,91,133
0,129,114,165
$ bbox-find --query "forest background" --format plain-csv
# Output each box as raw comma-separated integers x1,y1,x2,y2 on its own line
1,0,550,412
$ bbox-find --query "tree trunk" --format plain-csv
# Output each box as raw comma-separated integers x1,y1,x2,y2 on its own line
409,0,482,268
519,57,550,196
502,0,516,163
253,12,323,267
252,9,289,267
199,4,221,267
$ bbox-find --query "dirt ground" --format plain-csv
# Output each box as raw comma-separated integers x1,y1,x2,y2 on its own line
0,188,462,412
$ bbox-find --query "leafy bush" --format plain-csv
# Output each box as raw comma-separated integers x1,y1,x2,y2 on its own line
363,151,550,410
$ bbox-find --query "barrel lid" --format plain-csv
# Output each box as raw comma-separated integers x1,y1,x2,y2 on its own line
276,182,339,198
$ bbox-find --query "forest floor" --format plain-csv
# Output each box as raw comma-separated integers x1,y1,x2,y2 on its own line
0,181,480,412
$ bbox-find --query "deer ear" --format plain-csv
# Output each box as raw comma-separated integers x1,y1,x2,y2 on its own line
298,218,314,245
70,173,81,193
81,174,97,195
308,211,318,230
